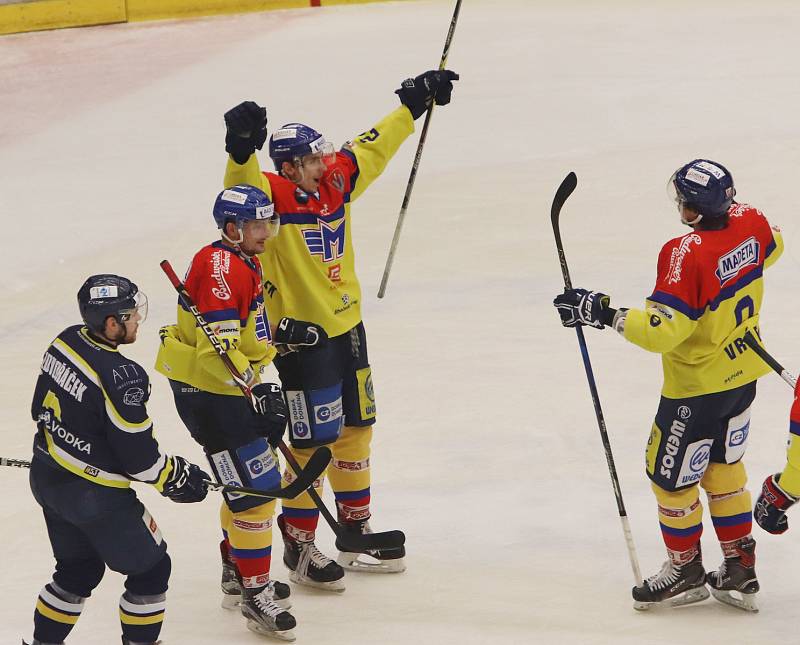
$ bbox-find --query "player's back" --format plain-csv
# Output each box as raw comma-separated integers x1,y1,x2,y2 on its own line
651,204,782,397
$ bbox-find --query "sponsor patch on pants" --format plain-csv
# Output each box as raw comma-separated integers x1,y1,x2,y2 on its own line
676,439,713,486
356,367,376,420
142,508,163,545
286,390,311,441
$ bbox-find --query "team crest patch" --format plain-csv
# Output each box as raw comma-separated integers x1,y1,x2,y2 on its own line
716,237,760,285
329,169,345,193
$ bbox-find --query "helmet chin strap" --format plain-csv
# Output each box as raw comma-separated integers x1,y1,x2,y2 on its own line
221,225,244,247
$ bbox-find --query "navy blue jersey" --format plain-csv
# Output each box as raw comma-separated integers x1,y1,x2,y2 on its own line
31,325,172,491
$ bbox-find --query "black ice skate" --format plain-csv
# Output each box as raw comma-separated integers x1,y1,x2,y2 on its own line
632,546,709,610
706,537,759,612
278,514,345,593
335,518,406,573
240,585,297,642
220,541,291,610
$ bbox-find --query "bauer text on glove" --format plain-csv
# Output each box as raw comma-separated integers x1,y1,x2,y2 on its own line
553,288,615,329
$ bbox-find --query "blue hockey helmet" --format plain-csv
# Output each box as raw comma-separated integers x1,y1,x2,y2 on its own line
668,159,736,218
268,123,335,170
78,274,148,333
213,183,276,231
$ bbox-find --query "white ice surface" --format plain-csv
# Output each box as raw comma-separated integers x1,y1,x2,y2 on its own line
2,0,800,643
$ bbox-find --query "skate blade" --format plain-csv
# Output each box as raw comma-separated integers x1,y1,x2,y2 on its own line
710,588,758,612
289,569,346,593
221,593,241,610
246,620,296,642
633,585,710,611
337,552,406,574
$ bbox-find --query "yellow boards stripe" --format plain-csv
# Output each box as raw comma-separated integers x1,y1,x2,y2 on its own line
0,0,125,35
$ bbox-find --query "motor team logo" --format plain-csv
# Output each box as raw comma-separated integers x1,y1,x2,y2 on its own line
303,219,345,262
210,249,232,300
716,237,760,285
666,234,701,285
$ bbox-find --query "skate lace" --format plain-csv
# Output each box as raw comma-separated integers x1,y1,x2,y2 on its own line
646,560,683,591
298,541,333,574
253,589,283,618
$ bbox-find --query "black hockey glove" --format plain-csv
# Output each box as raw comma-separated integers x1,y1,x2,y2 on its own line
274,317,328,354
162,456,210,503
754,474,798,534
251,382,287,447
553,288,613,329
224,101,268,164
252,382,288,422
395,70,460,120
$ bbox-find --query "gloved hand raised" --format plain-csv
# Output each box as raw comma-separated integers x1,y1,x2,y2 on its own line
161,456,210,503
754,474,798,534
224,101,268,164
395,70,459,120
274,317,327,353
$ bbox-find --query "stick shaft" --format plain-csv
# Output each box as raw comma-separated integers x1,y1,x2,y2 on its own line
743,331,797,388
550,173,642,584
377,0,462,298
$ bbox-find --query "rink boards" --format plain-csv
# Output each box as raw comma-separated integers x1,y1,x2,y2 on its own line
0,0,391,35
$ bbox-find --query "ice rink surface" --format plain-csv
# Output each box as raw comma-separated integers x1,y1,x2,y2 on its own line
2,0,800,642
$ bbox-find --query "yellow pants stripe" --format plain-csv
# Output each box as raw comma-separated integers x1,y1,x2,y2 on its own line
119,609,165,626
36,600,79,625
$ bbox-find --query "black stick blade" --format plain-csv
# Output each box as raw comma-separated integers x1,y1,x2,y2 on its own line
339,529,406,553
551,172,578,289
551,171,577,225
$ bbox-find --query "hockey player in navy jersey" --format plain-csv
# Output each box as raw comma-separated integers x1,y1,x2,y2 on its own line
219,69,458,589
26,274,210,645
554,160,783,611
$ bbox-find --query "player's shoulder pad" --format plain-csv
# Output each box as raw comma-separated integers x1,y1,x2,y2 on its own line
98,352,151,411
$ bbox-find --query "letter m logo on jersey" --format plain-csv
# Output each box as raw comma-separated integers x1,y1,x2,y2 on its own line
303,219,345,262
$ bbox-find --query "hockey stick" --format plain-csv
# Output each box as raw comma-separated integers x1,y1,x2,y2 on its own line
0,453,330,501
743,331,797,388
160,260,405,552
377,0,462,298
551,172,642,585
0,457,30,469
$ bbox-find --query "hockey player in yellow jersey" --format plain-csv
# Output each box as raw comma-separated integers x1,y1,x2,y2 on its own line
554,160,783,611
156,185,327,640
754,377,800,534
220,70,459,588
